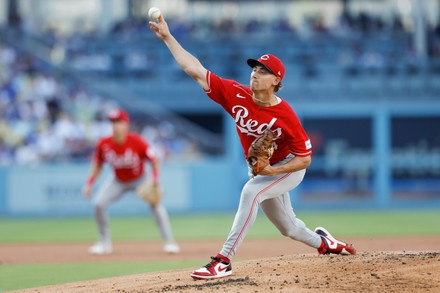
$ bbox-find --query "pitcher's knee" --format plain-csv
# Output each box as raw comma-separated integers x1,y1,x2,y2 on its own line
240,184,257,202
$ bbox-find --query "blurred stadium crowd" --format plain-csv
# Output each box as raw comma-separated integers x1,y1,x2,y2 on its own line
1,6,440,166
0,43,200,166
48,12,440,76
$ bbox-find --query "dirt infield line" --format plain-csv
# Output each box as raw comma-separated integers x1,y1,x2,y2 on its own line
1,235,439,264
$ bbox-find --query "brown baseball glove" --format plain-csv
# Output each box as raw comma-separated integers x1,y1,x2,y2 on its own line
136,179,163,206
247,129,275,176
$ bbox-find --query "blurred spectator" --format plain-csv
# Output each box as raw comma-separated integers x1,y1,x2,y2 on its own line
2,9,437,165
47,12,429,79
0,43,202,166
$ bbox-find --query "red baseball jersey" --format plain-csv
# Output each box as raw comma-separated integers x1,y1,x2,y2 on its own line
205,71,312,164
94,133,156,182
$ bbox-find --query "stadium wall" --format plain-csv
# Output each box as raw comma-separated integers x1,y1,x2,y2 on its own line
0,159,242,217
1,100,440,217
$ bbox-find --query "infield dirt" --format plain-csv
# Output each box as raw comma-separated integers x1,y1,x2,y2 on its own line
4,236,440,292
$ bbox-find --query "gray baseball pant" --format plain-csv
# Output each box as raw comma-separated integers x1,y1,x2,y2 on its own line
93,176,175,245
220,156,322,259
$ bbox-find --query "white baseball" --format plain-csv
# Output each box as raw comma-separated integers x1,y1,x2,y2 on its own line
148,7,161,20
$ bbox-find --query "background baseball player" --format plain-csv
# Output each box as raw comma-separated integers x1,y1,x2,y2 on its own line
82,109,180,255
149,14,355,279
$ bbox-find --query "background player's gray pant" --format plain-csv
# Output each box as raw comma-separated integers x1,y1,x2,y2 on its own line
220,156,322,259
93,176,175,245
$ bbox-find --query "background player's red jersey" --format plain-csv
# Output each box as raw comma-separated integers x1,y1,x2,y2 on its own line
205,71,312,164
94,133,156,182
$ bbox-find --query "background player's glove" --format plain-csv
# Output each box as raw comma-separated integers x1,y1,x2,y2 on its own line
247,129,275,176
136,179,163,206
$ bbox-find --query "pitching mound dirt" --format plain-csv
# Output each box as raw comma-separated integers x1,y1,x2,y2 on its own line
13,251,440,293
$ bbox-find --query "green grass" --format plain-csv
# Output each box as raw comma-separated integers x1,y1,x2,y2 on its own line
0,215,235,243
298,210,440,237
0,210,439,291
0,260,202,292
1,210,439,243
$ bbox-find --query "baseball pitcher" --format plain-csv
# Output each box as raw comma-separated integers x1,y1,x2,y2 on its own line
82,109,180,255
149,14,356,280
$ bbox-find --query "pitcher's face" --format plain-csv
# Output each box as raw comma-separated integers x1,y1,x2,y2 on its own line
250,65,280,92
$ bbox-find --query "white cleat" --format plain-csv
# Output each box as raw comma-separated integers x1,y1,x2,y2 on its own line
88,242,112,255
163,242,180,254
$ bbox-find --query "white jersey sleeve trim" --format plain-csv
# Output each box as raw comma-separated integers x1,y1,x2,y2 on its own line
204,71,212,94
291,150,312,156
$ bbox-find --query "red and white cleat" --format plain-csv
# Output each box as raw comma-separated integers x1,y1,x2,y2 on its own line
190,254,232,280
315,227,356,255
